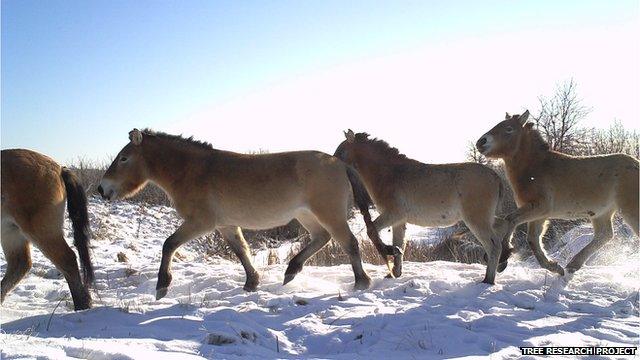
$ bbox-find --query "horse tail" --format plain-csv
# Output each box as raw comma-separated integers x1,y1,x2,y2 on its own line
344,165,392,264
61,168,94,286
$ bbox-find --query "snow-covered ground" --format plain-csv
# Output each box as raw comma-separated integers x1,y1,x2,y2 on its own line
1,198,638,359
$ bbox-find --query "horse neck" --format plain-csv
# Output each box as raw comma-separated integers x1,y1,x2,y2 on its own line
352,145,398,195
141,139,211,197
503,132,547,180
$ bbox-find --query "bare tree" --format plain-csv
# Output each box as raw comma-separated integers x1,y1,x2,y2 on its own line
533,79,592,154
585,120,639,158
465,141,488,165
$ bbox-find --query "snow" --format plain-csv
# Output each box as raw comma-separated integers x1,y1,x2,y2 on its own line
1,198,638,359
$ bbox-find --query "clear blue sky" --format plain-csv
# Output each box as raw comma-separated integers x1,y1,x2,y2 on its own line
2,1,638,164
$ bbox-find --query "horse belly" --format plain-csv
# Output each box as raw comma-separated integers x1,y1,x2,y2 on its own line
407,204,461,228
549,189,615,219
215,197,304,230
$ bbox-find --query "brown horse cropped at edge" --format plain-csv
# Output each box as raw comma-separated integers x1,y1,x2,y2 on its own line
99,129,378,300
333,130,511,284
1,149,94,310
476,111,639,277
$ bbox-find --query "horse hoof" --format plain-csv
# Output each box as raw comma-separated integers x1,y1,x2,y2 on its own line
481,277,495,285
73,300,92,311
156,287,168,300
282,273,296,286
244,275,259,292
551,263,566,277
384,273,394,279
497,261,508,273
354,276,371,290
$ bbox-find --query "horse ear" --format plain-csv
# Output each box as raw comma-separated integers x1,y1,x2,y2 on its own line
518,110,530,126
345,129,356,143
129,129,143,145
505,112,511,120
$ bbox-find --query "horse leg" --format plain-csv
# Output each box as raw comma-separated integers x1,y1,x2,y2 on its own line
218,226,259,292
390,223,407,278
619,199,639,236
565,213,614,274
32,231,92,310
505,202,549,233
1,222,32,304
494,217,514,273
284,214,331,285
526,220,564,276
330,223,371,290
314,209,371,289
371,211,406,256
156,220,212,300
464,218,501,285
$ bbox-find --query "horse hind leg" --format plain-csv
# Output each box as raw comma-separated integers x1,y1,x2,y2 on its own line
313,210,371,290
284,214,332,285
1,223,32,304
464,218,501,285
218,226,259,291
565,213,614,274
618,197,639,236
31,230,92,310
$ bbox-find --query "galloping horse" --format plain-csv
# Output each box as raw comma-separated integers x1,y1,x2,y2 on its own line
476,111,639,276
1,149,94,310
99,129,376,300
334,130,510,284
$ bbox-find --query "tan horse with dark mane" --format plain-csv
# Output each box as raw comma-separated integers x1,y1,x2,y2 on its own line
99,129,376,300
476,111,639,276
1,149,94,310
334,130,510,284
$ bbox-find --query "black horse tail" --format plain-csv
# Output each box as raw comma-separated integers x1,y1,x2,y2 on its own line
61,168,94,286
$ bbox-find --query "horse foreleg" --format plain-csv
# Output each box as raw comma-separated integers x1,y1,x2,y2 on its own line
505,201,550,229
390,223,407,278
370,211,405,276
156,220,212,300
527,220,564,276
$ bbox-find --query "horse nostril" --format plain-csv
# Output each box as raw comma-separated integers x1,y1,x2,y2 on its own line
97,185,104,196
477,137,487,147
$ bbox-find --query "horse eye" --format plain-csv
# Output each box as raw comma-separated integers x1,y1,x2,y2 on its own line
505,126,514,133
120,157,128,162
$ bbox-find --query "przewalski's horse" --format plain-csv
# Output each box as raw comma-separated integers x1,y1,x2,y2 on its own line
1,149,94,310
334,130,510,284
99,129,375,300
476,111,639,276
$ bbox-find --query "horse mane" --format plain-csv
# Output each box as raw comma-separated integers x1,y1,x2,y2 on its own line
523,125,551,152
141,129,214,151
354,132,408,160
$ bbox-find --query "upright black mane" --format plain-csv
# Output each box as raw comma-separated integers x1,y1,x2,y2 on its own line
141,129,214,151
355,132,408,160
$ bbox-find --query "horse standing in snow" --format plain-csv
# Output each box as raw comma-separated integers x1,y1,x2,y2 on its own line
476,111,639,276
1,149,94,310
99,129,376,300
333,130,510,284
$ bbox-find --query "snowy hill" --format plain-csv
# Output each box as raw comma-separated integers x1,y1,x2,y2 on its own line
1,198,638,359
